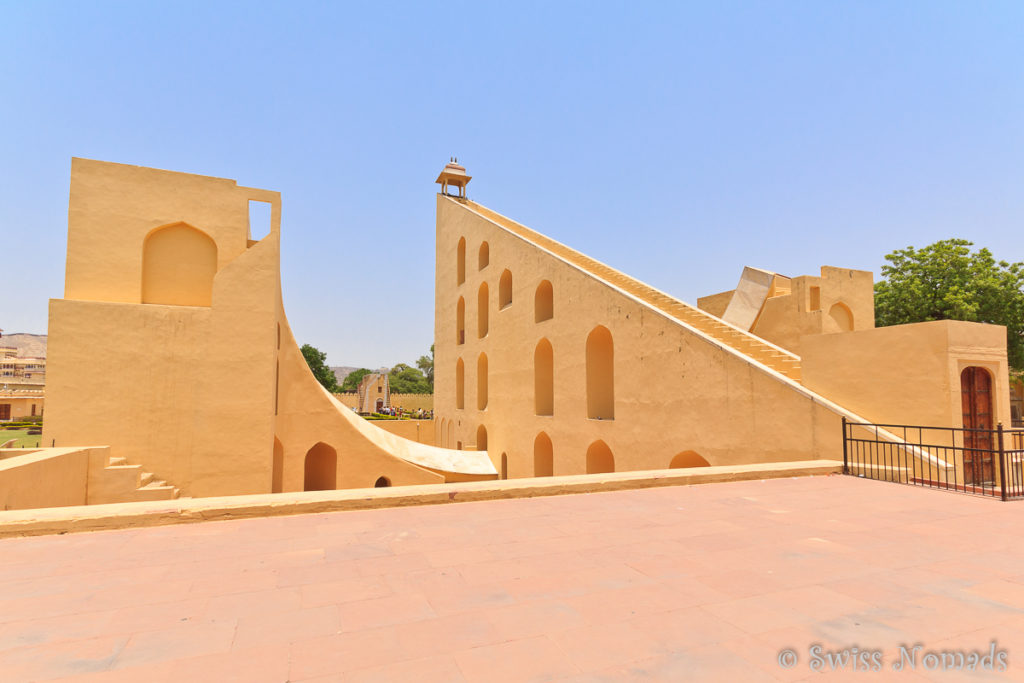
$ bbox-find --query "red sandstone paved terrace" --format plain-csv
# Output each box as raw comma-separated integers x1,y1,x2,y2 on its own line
2,475,1024,681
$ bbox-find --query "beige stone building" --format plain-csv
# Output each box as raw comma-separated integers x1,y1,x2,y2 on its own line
0,347,46,388
432,168,1011,479
35,159,494,506
356,373,390,414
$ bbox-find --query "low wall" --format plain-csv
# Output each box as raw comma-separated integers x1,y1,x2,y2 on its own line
334,393,433,412
370,419,435,445
0,460,843,537
0,447,91,510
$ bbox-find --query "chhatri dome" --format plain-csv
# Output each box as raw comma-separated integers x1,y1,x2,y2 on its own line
435,157,471,198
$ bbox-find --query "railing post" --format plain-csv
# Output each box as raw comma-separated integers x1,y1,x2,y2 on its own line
842,417,849,475
998,423,1007,501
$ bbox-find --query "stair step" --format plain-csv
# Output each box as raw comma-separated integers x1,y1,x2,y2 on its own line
108,456,128,466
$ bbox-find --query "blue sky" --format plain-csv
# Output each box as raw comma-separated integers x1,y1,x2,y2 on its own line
2,2,1022,368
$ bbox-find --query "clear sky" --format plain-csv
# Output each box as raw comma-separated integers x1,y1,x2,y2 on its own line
2,2,1022,369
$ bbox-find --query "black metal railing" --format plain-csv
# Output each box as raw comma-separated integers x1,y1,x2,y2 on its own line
842,417,1024,501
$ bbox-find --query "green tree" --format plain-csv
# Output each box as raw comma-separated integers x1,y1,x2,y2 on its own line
874,239,1024,370
300,344,339,392
340,368,373,393
388,363,432,394
416,345,434,390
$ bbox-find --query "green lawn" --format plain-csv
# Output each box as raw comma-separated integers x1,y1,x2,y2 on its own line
0,429,44,449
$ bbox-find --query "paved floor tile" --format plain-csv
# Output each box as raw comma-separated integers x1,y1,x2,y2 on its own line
3,475,1024,680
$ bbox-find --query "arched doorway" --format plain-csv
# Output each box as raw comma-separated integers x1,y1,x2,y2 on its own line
586,440,614,474
376,398,384,413
304,442,337,491
670,450,710,468
961,367,994,484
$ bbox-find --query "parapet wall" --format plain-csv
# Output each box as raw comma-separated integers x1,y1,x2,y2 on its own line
334,393,434,412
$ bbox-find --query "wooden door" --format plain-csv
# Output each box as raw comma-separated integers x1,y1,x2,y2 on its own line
961,367,994,484
0,404,9,420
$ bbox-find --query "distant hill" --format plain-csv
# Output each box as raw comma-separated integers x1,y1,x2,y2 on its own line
331,365,390,386
0,333,46,358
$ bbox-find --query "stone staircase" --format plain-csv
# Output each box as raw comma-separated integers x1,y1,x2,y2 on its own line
93,455,180,503
460,199,802,382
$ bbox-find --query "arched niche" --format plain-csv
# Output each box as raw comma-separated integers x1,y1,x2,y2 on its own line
829,302,853,332
477,353,488,410
586,440,614,474
456,297,465,345
586,325,614,419
272,437,284,493
670,450,710,469
141,222,217,306
479,241,489,270
499,269,513,309
534,339,553,416
457,237,466,286
456,358,465,409
535,280,553,322
477,424,488,451
534,432,553,477
478,282,489,338
303,442,337,491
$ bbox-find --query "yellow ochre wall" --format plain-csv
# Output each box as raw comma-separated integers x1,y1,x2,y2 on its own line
433,195,1011,479
802,320,1011,430
44,159,493,500
434,196,846,477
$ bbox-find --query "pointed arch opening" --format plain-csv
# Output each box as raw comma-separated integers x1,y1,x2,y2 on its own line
477,282,489,338
457,237,466,286
499,269,513,309
501,452,508,480
455,358,465,409
476,424,488,452
535,280,553,322
534,432,553,477
303,442,337,491
374,476,391,488
477,353,488,410
534,338,554,416
479,241,489,270
586,440,614,474
456,297,465,345
670,451,711,469
586,325,614,420
142,222,218,306
829,302,853,332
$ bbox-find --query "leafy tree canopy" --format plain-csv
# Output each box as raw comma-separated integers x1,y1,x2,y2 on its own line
339,368,373,393
301,344,339,392
874,239,1024,371
416,345,434,390
389,363,432,394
